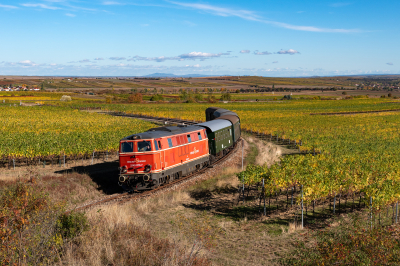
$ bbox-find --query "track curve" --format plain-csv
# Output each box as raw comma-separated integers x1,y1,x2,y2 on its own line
66,112,243,214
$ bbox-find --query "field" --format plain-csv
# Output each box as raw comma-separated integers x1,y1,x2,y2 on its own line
2,82,400,265
73,98,400,210
0,105,154,159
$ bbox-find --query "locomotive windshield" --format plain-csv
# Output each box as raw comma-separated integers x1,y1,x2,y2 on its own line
138,140,152,152
121,142,134,153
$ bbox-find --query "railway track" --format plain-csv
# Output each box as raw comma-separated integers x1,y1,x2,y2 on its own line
107,111,200,126
66,116,243,214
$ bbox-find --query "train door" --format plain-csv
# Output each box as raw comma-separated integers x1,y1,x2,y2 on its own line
155,139,164,169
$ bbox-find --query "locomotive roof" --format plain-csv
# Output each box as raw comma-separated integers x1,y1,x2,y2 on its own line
197,119,232,132
121,125,204,140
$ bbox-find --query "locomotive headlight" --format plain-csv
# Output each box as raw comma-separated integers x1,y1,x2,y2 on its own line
120,165,128,174
119,175,127,182
144,164,152,172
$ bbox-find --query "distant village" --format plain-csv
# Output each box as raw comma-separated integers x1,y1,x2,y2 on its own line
0,86,40,92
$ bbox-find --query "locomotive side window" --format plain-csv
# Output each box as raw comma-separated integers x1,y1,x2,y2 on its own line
158,141,162,149
121,142,134,153
167,138,173,148
187,134,192,143
154,140,159,151
138,141,152,152
198,132,202,140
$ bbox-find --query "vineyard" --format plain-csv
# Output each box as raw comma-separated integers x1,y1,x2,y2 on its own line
2,98,400,209
0,105,154,164
61,98,400,211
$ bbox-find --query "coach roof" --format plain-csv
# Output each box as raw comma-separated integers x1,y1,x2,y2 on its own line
121,125,204,140
197,119,232,132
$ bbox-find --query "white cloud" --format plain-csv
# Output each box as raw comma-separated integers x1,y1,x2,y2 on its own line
128,51,230,62
186,64,201,68
387,62,394,65
18,60,36,65
179,51,228,59
65,13,76,17
0,4,18,9
254,50,271,55
109,57,126,60
277,49,300,55
94,58,104,60
168,1,361,33
240,50,250,54
272,61,278,63
79,59,91,63
21,3,60,10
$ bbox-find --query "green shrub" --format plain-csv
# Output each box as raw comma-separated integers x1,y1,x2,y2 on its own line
57,212,89,239
220,92,231,101
149,94,164,101
194,93,203,101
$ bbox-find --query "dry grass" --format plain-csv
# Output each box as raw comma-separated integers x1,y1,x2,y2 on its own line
245,135,283,167
60,202,210,266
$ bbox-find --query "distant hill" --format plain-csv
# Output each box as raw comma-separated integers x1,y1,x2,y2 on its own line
143,73,215,78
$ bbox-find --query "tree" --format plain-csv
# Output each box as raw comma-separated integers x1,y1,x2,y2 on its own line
220,92,231,101
179,89,188,100
128,93,143,103
41,83,45,91
194,93,203,101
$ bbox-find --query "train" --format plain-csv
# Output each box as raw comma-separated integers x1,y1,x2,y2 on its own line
118,107,241,191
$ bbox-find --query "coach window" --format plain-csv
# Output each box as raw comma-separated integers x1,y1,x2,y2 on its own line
198,132,202,140
154,140,159,151
187,134,192,143
167,138,173,148
121,142,134,153
138,141,152,152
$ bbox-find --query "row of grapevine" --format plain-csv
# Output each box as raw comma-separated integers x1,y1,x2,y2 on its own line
0,105,154,161
62,99,400,210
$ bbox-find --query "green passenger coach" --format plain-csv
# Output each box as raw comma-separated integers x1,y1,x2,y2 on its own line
198,119,234,156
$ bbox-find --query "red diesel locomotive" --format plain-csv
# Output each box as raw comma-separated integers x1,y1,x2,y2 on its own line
118,108,241,191
118,125,210,190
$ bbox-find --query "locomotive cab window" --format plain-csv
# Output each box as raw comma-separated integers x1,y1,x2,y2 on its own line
154,140,159,151
187,134,192,143
167,138,173,148
121,142,134,153
198,132,202,140
138,141,152,152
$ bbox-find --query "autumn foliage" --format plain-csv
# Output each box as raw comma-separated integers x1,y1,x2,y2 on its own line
0,182,65,265
128,93,143,103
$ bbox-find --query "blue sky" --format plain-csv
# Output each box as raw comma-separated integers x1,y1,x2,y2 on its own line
0,0,399,76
